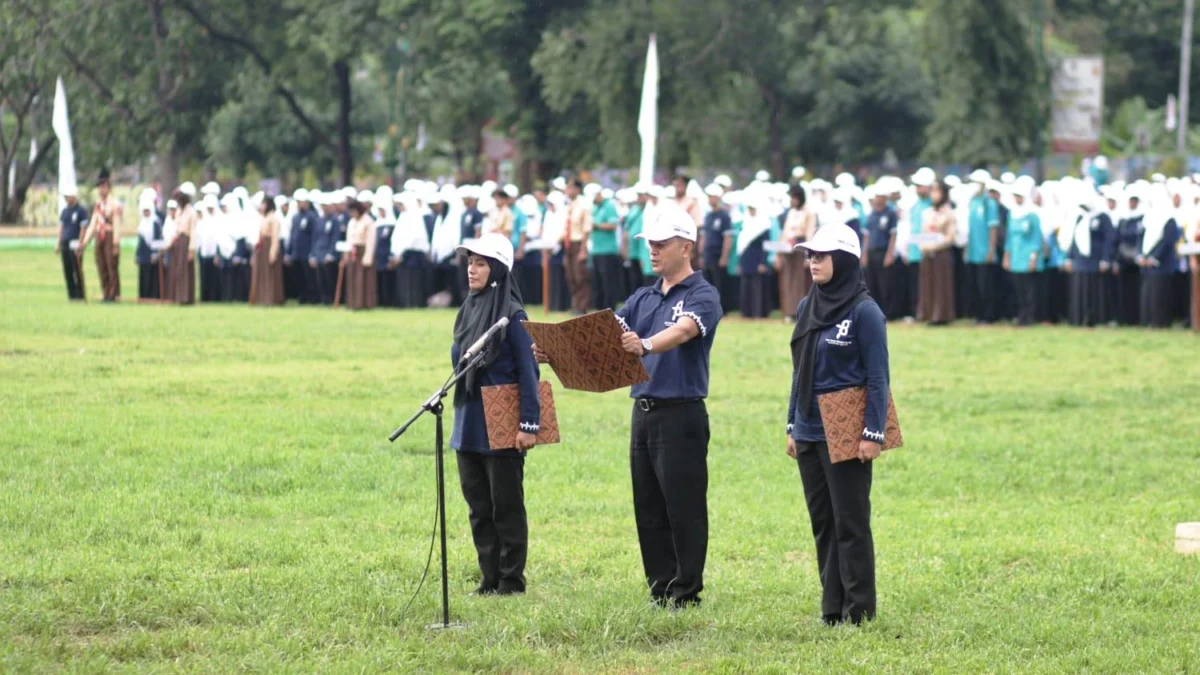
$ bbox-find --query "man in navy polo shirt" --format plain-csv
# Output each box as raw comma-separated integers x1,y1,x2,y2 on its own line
536,206,722,609
55,186,89,301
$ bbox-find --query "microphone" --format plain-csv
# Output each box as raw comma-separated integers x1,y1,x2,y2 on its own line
459,317,510,365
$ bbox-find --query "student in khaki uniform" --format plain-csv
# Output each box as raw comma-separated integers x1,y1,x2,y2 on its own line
79,170,123,302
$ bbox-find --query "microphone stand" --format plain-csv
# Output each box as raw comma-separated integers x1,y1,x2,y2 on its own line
388,346,492,631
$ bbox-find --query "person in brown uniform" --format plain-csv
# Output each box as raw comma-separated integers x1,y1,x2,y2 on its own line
777,185,818,321
563,179,594,314
343,191,378,310
164,182,198,305
250,196,285,305
79,170,123,302
917,180,958,325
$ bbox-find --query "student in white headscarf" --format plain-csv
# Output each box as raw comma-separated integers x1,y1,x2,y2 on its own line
214,194,240,302
195,195,223,302
135,191,165,300
1063,185,1114,327
372,190,397,308
427,187,463,306
1138,185,1182,327
1113,184,1146,325
1002,179,1044,326
391,191,432,308
737,195,775,319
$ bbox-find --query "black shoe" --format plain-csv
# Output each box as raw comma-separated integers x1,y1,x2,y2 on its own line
469,586,498,597
650,596,669,609
671,596,701,611
494,587,525,597
822,613,844,626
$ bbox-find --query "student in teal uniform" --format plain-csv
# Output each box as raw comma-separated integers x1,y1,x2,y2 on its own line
588,184,623,310
1002,182,1044,326
965,170,1001,323
906,169,936,319
625,187,652,289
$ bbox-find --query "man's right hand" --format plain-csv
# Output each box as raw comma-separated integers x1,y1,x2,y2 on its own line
786,436,797,459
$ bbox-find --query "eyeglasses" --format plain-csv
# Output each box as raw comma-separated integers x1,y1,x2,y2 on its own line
807,251,829,263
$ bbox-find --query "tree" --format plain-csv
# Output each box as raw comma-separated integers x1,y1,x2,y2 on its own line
0,12,57,224
920,0,1046,165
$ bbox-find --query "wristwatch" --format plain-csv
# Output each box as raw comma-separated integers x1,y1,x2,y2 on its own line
641,338,654,355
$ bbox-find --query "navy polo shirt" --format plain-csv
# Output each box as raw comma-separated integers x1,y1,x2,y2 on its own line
615,271,722,400
702,210,732,268
865,207,897,251
59,204,88,243
450,311,542,455
787,298,890,444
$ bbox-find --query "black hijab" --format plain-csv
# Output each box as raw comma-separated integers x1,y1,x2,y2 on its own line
790,249,870,415
453,256,525,407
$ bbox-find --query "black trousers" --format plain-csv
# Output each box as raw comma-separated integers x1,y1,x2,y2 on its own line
137,263,160,299
630,400,709,604
455,452,527,593
60,249,84,299
318,261,339,305
376,269,397,308
969,263,998,322
1012,273,1038,326
703,264,735,314
592,254,624,311
864,250,889,317
199,257,219,302
796,440,875,623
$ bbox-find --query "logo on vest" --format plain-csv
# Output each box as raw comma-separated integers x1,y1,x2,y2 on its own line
665,300,684,328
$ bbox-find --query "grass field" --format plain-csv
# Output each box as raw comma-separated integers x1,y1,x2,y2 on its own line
2,247,1199,673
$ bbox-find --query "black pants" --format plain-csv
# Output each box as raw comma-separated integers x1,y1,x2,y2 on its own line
704,264,735,314
318,261,339,305
199,257,219,302
376,269,397,308
60,249,84,299
455,452,527,593
796,440,875,623
592,254,624,311
864,250,889,317
1012,273,1037,326
969,263,998,322
630,400,709,604
138,263,160,299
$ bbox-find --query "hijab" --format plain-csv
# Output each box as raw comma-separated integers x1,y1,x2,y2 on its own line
790,249,870,416
452,257,525,407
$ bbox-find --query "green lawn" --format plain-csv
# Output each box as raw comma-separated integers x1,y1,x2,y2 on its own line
1,247,1198,673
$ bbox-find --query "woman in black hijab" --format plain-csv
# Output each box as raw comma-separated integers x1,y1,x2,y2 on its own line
451,233,541,596
785,223,891,627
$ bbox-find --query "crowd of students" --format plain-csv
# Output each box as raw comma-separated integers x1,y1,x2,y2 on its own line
57,163,1200,330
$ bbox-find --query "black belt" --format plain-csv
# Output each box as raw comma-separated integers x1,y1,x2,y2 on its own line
635,398,702,412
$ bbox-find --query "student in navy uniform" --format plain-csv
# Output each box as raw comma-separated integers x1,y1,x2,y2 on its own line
134,192,165,299
1113,189,1145,325
311,196,340,305
537,208,723,609
451,233,541,596
289,189,319,304
701,184,734,311
55,186,89,301
861,186,899,319
372,194,397,308
1064,190,1114,327
786,223,889,627
1138,194,1182,328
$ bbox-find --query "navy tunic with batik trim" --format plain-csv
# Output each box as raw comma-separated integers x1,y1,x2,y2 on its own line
450,310,541,455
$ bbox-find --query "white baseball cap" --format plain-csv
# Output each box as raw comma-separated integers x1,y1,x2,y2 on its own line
911,167,936,187
969,169,992,183
704,183,724,197
457,232,515,271
796,223,861,258
636,207,698,243
292,188,310,202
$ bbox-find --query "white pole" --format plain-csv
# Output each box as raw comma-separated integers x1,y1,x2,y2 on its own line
1179,0,1194,154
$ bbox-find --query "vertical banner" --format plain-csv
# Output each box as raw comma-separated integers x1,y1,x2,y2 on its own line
637,34,659,186
52,76,77,206
1051,56,1104,154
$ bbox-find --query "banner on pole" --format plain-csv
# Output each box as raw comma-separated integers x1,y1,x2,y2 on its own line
1051,56,1104,154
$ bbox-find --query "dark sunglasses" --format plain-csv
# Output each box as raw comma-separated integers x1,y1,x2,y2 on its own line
807,251,829,263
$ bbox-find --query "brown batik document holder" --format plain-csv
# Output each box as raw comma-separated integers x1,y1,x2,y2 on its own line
481,381,561,450
521,310,651,393
817,386,904,463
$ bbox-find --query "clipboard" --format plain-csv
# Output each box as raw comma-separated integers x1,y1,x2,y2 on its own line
910,233,945,246
522,310,650,393
481,381,560,450
817,387,904,464
1179,242,1200,256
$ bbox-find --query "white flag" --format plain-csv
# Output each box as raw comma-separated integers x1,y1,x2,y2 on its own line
6,160,14,199
29,137,38,163
637,34,658,186
52,76,77,202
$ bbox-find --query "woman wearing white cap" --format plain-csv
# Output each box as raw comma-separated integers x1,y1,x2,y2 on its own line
917,180,957,325
163,182,198,305
786,222,889,626
342,192,378,310
452,233,541,595
249,195,285,306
